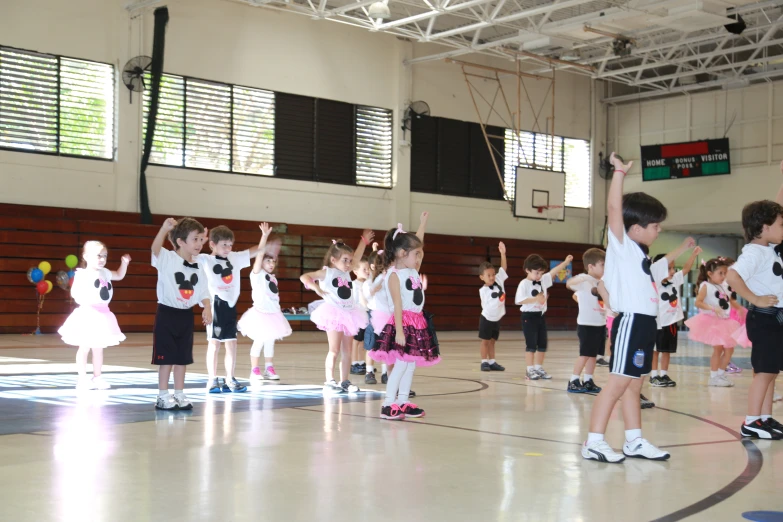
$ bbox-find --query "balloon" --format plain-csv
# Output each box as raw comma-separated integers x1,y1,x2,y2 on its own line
67,270,75,279
65,255,78,269
38,261,51,275
36,281,48,295
26,268,36,283
45,280,53,294
30,268,43,283
56,271,70,291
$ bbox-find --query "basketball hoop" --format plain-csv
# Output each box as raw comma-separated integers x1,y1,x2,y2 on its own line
537,205,564,224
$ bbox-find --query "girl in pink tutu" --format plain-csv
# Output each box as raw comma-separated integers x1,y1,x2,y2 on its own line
58,241,130,390
238,223,291,382
300,230,374,393
685,258,741,387
371,221,439,421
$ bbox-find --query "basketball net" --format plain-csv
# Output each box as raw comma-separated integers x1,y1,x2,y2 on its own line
537,205,563,224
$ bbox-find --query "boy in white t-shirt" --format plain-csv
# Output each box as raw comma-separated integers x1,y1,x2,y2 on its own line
726,178,783,440
478,242,508,372
582,153,696,463
649,247,701,388
566,248,606,394
515,253,573,380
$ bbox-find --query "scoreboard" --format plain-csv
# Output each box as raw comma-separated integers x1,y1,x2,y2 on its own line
641,138,731,181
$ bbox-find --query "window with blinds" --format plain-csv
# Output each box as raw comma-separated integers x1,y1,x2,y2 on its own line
504,129,590,208
355,106,392,188
0,47,114,159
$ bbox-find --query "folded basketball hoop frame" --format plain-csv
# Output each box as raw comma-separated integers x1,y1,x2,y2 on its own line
447,58,556,206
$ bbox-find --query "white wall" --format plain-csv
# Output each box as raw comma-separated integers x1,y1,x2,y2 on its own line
606,82,783,233
0,0,595,242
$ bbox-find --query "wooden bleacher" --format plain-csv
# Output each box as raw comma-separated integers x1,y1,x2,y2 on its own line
0,203,597,335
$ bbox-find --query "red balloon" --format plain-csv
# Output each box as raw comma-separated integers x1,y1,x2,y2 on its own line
36,280,48,295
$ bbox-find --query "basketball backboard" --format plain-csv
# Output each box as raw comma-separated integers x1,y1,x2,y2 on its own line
513,166,565,221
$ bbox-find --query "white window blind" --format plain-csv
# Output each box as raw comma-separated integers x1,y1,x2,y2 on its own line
0,47,114,159
142,73,185,166
355,106,392,188
232,86,275,176
185,79,231,171
504,129,590,208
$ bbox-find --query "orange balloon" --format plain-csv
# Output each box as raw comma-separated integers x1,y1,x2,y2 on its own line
45,280,53,294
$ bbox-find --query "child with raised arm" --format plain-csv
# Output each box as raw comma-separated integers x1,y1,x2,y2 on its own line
237,223,292,382
478,242,508,372
649,246,700,388
300,230,374,393
565,248,606,393
59,241,130,390
725,164,783,439
515,254,573,380
582,153,694,463
151,218,212,411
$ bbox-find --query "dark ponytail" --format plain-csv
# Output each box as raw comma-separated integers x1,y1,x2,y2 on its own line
382,224,423,270
696,257,731,288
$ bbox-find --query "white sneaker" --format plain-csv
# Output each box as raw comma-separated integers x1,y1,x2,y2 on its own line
535,368,552,380
708,376,732,387
92,376,111,390
76,376,97,390
526,369,540,381
340,380,360,393
720,375,735,387
155,393,178,410
623,438,670,461
173,392,193,410
263,366,281,381
582,440,626,463
323,380,344,393
249,368,264,381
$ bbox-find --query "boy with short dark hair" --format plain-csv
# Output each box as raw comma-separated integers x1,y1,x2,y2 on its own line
582,153,695,463
151,217,212,410
515,253,573,380
478,242,508,372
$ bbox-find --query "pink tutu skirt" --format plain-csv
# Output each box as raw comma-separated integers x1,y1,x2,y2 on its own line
730,307,747,325
684,313,740,347
370,310,392,334
58,304,126,348
310,301,368,336
606,315,614,332
731,325,751,348
238,307,292,341
370,310,441,367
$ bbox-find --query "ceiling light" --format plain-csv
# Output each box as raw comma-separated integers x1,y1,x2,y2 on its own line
368,1,390,19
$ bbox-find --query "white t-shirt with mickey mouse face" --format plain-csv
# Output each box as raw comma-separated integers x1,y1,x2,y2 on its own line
569,273,606,326
71,267,114,307
152,247,209,309
197,250,251,308
656,271,685,327
699,281,732,318
515,273,553,313
604,229,667,316
383,267,425,313
479,267,508,322
249,269,281,313
365,274,387,313
319,267,358,310
730,243,783,307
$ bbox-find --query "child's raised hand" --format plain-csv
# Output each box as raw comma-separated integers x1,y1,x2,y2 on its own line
610,152,632,174
372,242,379,252
420,211,429,223
565,254,574,264
693,246,703,256
498,242,506,254
362,229,375,244
682,237,696,249
259,222,272,237
121,254,131,265
202,306,213,326
162,218,177,231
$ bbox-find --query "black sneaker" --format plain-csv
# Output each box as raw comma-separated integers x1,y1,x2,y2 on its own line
650,376,666,388
409,390,417,398
766,417,783,435
661,375,677,387
741,419,783,440
380,404,405,420
350,364,362,375
207,378,222,394
359,363,367,373
596,358,610,367
399,403,425,418
226,377,247,393
365,371,377,385
583,379,602,393
481,362,491,372
489,362,506,371
340,380,359,393
567,379,587,393
381,373,388,384
640,394,655,409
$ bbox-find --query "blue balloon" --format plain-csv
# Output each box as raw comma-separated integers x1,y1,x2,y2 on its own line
30,268,43,283
67,270,75,279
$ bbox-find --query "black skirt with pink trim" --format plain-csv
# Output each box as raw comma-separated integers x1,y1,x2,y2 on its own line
369,310,441,366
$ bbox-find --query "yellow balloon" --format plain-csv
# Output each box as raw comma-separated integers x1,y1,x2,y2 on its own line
45,280,53,294
38,261,52,275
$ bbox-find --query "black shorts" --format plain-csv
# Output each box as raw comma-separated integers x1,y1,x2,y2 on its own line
152,304,195,366
479,316,501,340
206,296,237,342
577,325,605,357
354,328,366,342
746,310,783,374
656,324,679,353
522,312,547,352
609,313,657,378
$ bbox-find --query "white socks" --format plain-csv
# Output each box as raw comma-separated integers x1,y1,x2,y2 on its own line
625,429,642,443
381,364,388,374
650,370,659,378
587,433,604,443
571,374,581,382
265,362,273,369
489,359,496,364
710,371,718,378
527,366,535,372
367,365,375,373
584,374,593,382
158,389,168,397
660,370,668,377
718,369,726,376
746,415,761,424
534,364,542,370
482,359,489,363
761,414,771,421
174,389,183,395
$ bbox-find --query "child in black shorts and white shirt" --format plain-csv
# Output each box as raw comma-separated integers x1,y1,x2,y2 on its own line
151,217,212,411
726,179,783,440
582,153,695,463
478,242,508,372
